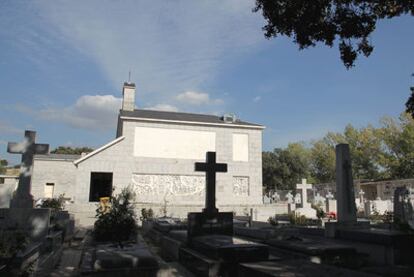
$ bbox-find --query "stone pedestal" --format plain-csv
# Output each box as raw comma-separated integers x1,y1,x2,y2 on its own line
187,212,233,242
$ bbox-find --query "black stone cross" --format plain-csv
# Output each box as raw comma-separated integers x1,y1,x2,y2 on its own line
7,130,49,208
195,152,227,215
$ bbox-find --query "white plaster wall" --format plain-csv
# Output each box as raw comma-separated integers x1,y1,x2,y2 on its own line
32,159,77,200
133,127,215,159
232,133,249,161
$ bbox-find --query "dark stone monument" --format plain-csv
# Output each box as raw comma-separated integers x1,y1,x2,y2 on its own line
188,151,232,240
181,152,269,275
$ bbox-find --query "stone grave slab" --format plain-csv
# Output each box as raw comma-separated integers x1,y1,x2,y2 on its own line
0,208,51,242
238,260,379,277
0,241,42,276
179,247,221,277
266,235,357,265
81,242,159,276
153,217,186,233
160,230,188,261
190,235,269,263
234,226,277,241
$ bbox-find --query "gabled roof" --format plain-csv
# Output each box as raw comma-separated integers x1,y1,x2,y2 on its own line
119,109,265,129
73,136,125,165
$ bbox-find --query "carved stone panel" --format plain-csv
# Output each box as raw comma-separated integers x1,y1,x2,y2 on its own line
131,174,205,204
233,176,249,196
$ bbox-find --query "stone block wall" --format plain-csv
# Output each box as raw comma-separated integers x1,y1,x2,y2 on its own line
32,159,77,200
75,119,263,207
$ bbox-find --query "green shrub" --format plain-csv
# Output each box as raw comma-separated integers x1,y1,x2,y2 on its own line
288,213,308,226
268,216,278,226
40,194,65,212
93,187,138,246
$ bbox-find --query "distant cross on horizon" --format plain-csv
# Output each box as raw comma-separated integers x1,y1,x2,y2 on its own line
195,152,227,215
7,130,49,208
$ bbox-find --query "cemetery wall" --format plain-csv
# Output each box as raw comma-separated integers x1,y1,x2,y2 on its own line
0,175,18,208
66,202,288,227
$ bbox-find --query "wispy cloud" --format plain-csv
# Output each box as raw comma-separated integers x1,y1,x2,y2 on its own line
0,121,23,135
17,95,122,131
253,96,261,103
29,1,263,97
176,91,223,106
145,104,178,112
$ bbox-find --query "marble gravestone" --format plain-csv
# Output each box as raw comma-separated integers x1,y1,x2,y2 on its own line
294,179,316,219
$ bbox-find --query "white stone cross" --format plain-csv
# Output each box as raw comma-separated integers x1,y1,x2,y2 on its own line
296,178,312,206
326,190,334,199
359,189,365,203
7,130,49,208
285,191,294,204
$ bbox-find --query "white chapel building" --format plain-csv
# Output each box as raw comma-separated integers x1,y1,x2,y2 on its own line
31,82,265,222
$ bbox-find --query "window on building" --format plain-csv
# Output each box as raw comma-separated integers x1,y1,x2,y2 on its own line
44,183,55,198
89,172,113,202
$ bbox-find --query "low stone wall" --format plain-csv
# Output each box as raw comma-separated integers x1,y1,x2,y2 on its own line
66,202,289,227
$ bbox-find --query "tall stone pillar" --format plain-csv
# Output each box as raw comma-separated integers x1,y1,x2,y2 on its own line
336,144,357,223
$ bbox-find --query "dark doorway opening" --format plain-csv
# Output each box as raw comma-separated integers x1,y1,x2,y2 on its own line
89,172,113,202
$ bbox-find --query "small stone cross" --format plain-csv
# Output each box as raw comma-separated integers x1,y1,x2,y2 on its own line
195,152,227,215
359,189,365,202
7,130,49,208
296,178,312,206
326,190,334,199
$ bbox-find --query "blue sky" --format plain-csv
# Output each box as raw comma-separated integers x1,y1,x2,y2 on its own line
1,1,413,165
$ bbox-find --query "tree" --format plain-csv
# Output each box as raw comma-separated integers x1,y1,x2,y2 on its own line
405,74,414,118
254,1,414,68
262,143,311,191
379,113,414,179
310,138,336,183
342,124,384,180
0,159,8,174
51,146,94,155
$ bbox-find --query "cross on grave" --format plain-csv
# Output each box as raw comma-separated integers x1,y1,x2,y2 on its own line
359,189,365,203
195,151,227,215
296,178,312,207
7,130,49,208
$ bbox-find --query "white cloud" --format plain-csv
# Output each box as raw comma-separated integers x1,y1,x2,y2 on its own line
176,91,209,105
176,91,223,106
17,95,122,131
253,96,261,103
145,104,178,112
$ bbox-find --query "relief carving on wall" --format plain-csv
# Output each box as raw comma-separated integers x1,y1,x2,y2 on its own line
233,176,249,196
131,174,205,203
